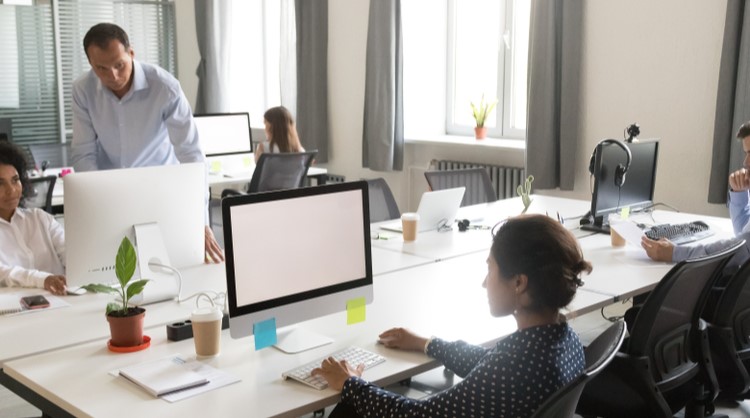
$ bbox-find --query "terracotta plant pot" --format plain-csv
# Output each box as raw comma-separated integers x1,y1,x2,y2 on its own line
474,126,487,140
107,307,146,347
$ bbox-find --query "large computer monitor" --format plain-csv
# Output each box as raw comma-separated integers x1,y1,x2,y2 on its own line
194,113,253,157
64,163,206,303
584,140,660,232
222,181,373,353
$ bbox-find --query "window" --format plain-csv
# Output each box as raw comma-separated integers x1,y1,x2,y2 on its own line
227,0,295,128
0,0,176,146
403,0,530,140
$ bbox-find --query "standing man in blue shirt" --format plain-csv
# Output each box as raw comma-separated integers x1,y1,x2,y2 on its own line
71,22,224,263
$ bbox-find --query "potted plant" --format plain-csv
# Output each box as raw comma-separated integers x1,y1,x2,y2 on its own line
470,95,498,140
83,237,149,348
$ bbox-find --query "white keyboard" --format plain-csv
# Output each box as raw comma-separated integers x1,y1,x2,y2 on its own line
282,346,386,390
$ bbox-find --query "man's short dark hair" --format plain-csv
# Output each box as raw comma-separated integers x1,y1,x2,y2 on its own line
737,121,750,140
83,23,130,58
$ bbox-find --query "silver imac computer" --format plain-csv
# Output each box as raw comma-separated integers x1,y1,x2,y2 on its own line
194,112,253,157
222,181,373,353
64,163,206,304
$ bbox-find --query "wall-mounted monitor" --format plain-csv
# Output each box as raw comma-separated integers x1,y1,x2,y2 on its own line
223,181,373,353
194,112,253,157
583,140,659,233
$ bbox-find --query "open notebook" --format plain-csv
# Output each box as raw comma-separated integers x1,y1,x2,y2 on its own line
380,187,465,233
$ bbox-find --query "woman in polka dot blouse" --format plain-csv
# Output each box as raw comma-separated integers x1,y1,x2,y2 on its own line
312,214,591,417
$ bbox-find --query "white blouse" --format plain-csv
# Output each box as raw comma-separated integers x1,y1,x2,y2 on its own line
0,207,65,290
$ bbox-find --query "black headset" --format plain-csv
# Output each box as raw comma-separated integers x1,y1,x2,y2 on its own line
588,139,632,188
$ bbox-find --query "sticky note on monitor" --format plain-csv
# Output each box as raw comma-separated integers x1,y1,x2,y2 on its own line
253,318,277,350
242,156,252,167
346,297,366,325
210,160,222,173
620,207,630,219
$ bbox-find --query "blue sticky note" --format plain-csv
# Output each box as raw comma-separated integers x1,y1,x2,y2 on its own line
253,318,277,350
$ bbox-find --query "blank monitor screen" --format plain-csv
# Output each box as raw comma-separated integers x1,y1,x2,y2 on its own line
64,163,206,288
223,181,373,347
591,140,659,222
194,113,253,156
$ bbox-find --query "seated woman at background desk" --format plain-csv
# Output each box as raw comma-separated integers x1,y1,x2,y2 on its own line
0,142,67,295
254,106,305,162
313,214,591,417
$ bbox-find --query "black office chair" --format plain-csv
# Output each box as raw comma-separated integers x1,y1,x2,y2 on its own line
577,241,745,418
530,321,626,418
221,150,317,198
704,259,750,399
365,178,400,223
424,167,497,207
24,175,57,213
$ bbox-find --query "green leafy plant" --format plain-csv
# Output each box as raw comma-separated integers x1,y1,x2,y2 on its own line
517,175,534,214
470,95,498,128
82,237,148,316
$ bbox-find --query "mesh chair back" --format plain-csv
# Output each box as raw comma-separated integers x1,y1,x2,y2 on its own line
424,168,497,206
24,176,56,213
530,322,626,418
247,151,317,193
366,178,400,222
627,241,745,385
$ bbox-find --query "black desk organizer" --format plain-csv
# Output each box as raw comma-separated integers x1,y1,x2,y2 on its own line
166,313,230,341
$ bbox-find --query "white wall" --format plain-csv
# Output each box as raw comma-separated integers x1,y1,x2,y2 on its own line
174,0,731,216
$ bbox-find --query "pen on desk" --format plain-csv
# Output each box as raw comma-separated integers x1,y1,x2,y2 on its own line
557,212,564,225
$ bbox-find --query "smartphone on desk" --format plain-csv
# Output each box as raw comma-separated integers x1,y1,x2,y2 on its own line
21,295,50,310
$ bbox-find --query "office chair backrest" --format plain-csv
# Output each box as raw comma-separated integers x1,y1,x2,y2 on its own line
424,167,497,207
24,176,57,213
627,241,745,384
366,178,400,222
703,258,750,397
530,321,626,418
247,151,317,193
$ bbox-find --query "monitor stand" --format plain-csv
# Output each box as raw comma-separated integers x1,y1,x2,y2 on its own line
129,222,179,305
274,327,333,354
579,214,611,235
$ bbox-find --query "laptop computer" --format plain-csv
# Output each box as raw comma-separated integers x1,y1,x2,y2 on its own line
380,187,466,233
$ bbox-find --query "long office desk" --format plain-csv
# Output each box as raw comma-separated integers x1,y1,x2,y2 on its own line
2,194,731,417
3,251,612,418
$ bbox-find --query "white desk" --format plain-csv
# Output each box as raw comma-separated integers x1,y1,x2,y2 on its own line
3,251,613,418
0,263,226,368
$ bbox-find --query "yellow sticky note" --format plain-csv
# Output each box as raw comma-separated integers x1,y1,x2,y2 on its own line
210,160,222,173
242,156,252,167
620,207,630,219
346,297,366,325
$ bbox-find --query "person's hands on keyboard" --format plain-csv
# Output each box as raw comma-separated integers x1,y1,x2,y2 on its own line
282,346,385,390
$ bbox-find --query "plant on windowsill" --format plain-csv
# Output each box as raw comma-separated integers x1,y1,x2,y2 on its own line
82,237,150,349
470,95,498,140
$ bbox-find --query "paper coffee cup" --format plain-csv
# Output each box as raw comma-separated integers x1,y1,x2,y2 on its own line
608,214,626,247
402,212,420,242
191,306,223,358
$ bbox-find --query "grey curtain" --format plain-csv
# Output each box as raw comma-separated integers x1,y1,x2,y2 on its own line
295,0,329,163
525,0,583,190
194,0,231,114
708,1,750,203
362,0,403,172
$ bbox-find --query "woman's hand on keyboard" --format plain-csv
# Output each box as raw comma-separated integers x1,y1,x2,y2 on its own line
378,327,428,352
641,236,674,262
311,358,365,391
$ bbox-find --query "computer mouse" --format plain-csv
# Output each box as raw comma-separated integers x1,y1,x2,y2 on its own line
66,287,87,296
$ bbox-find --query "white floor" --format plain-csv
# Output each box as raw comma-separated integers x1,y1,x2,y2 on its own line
4,302,750,418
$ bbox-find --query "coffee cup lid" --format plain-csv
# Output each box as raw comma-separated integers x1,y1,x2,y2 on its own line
191,306,223,322
401,212,420,221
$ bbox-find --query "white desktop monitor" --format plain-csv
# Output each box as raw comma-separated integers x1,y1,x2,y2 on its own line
64,163,206,302
223,181,373,353
194,113,253,156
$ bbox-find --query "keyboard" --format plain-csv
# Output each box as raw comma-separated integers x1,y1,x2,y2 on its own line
643,220,715,245
282,346,386,390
